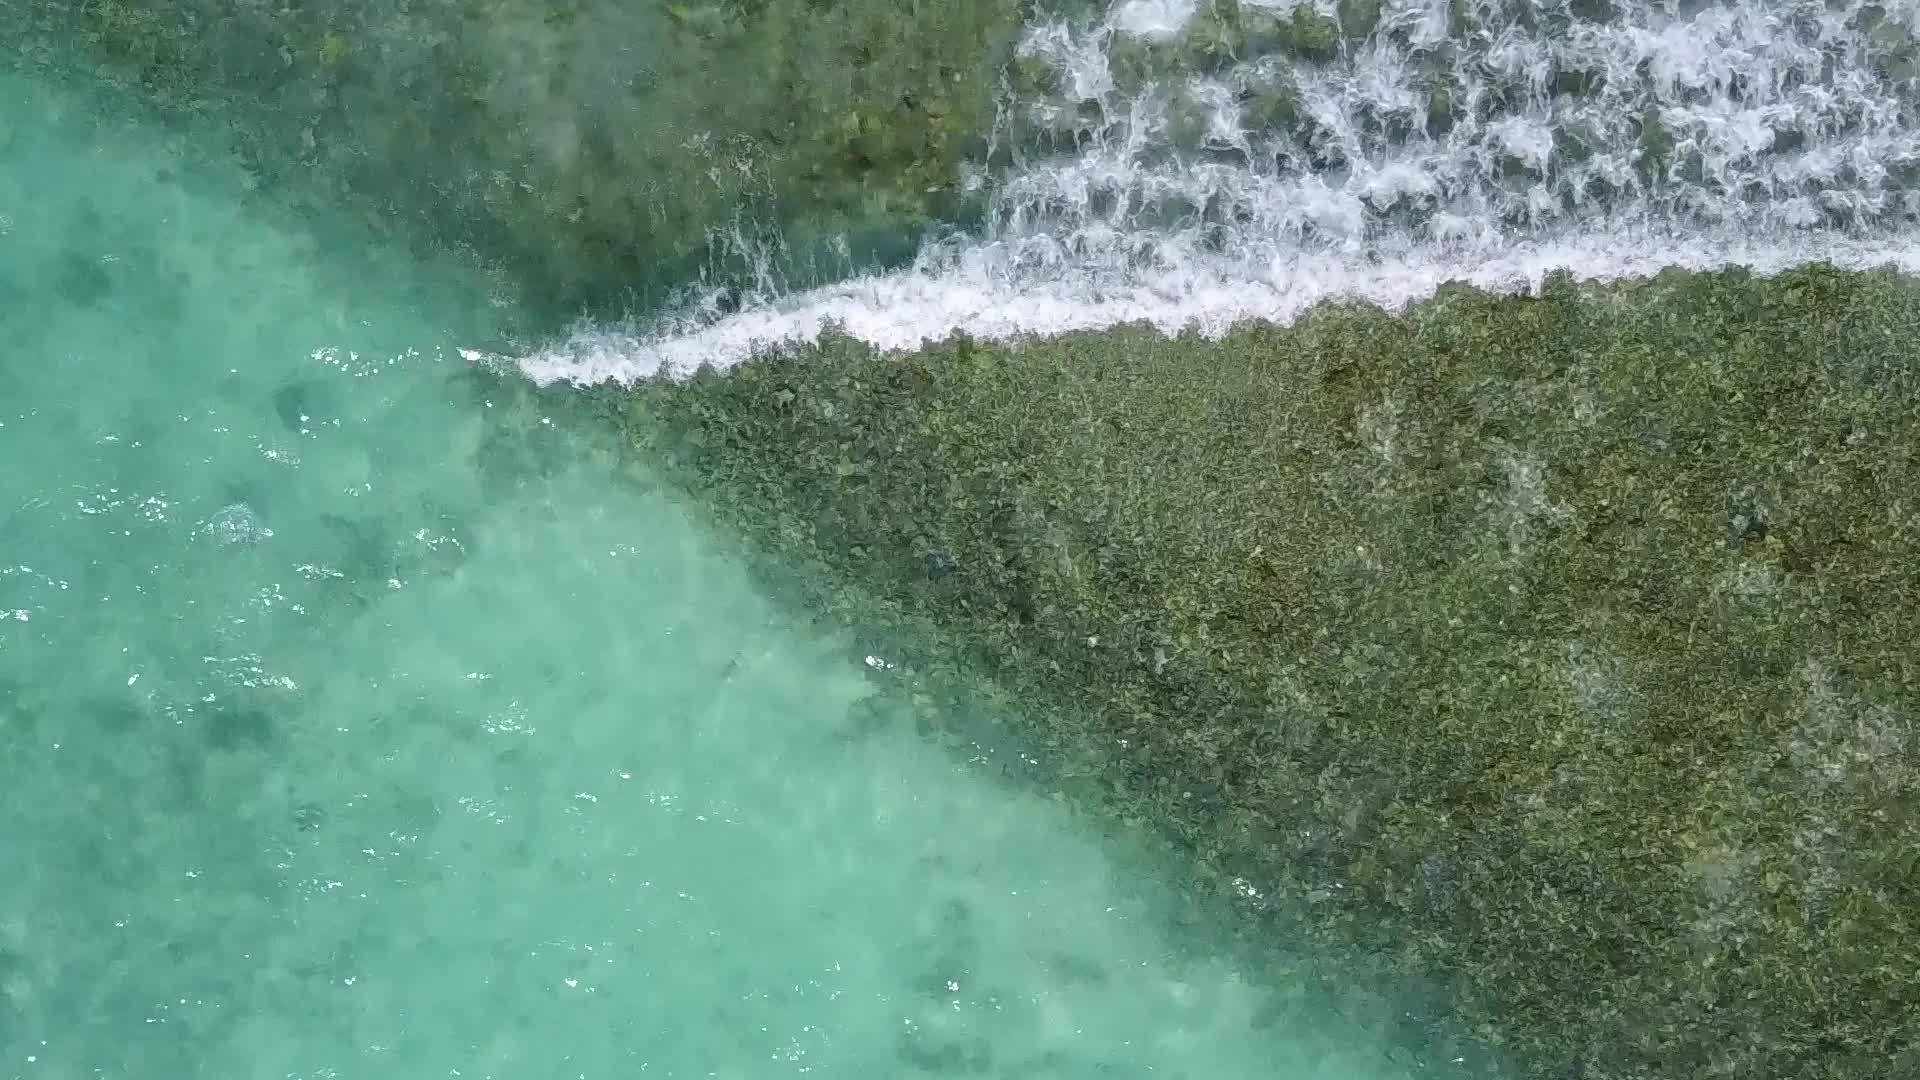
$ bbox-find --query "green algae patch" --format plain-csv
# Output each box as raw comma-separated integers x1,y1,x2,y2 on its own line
626,265,1920,1078
6,0,1022,318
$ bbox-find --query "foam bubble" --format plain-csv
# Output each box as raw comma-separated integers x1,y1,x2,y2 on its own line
1111,0,1202,39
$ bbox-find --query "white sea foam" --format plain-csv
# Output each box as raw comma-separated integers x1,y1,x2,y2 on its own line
1111,0,1204,39
513,0,1920,385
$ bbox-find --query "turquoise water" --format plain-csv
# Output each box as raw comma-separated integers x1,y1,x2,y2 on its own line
0,71,1422,1079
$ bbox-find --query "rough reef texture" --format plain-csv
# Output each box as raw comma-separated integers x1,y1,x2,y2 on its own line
624,265,1920,1079
4,0,1022,315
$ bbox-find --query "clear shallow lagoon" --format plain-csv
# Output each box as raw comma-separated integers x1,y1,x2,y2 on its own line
0,69,1418,1080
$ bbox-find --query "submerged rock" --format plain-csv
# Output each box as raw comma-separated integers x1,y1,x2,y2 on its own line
203,503,273,546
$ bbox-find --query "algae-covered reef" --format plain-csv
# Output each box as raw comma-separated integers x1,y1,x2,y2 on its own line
5,0,1020,313
627,265,1920,1078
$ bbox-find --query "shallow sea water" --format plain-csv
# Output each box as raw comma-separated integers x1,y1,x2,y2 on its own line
0,71,1416,1080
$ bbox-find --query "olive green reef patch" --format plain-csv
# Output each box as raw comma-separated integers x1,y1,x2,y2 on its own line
624,264,1920,1079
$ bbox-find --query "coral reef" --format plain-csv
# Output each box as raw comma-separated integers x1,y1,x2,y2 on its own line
625,264,1920,1078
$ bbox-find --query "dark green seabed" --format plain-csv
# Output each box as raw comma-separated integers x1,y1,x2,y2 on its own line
6,0,1022,315
622,266,1920,1077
